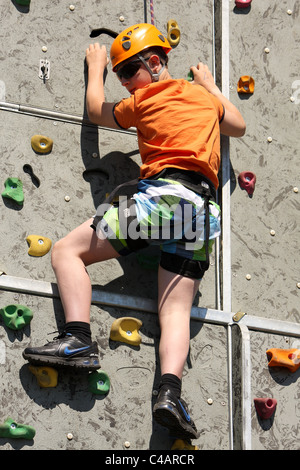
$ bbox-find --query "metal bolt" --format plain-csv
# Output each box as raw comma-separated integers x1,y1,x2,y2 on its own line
69,4,75,10
67,433,73,440
65,195,70,202
246,274,251,280
293,187,298,193
207,398,213,405
270,229,276,236
42,46,47,53
267,136,272,143
124,441,130,448
264,47,270,53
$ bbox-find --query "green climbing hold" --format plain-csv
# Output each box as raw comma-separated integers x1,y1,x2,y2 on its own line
0,304,33,330
15,0,31,6
88,371,110,395
187,70,194,82
2,177,24,205
0,418,35,440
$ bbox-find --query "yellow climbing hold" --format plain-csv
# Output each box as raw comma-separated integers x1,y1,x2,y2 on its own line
171,439,199,450
26,235,52,256
28,365,58,388
167,19,181,47
110,317,142,346
31,135,53,154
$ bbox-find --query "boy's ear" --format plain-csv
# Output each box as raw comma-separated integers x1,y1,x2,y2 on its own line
149,54,161,67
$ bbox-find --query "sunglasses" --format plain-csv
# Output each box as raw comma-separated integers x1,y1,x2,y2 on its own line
116,57,150,80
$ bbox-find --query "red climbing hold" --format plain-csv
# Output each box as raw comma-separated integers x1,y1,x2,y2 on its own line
254,398,277,419
238,171,256,196
235,0,252,8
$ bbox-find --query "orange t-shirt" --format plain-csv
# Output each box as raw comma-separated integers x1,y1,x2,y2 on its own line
113,79,224,189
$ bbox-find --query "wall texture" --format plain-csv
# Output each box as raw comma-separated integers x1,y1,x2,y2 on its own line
0,0,299,450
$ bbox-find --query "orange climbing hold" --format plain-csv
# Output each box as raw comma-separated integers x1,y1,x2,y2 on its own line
110,317,142,346
237,75,255,94
266,348,300,373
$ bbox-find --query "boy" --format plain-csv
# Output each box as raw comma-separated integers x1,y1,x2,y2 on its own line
23,23,245,440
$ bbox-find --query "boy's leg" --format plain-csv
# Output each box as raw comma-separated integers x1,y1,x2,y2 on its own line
51,218,120,324
153,265,200,439
22,218,120,370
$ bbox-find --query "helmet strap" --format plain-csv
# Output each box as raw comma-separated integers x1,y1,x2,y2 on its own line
138,55,165,82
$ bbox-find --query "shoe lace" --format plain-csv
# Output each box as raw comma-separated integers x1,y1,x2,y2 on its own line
46,330,69,343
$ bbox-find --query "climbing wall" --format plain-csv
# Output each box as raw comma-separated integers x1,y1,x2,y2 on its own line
228,1,300,450
0,0,299,451
0,0,229,451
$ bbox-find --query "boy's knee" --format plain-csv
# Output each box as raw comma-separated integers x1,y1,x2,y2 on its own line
51,238,67,267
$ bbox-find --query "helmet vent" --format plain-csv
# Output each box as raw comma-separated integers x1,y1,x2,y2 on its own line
122,41,131,50
158,34,166,43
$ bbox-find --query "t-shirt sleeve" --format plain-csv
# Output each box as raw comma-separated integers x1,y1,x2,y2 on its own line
210,94,225,123
113,96,137,129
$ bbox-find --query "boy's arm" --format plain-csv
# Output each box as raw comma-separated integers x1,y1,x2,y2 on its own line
190,63,246,137
85,43,120,129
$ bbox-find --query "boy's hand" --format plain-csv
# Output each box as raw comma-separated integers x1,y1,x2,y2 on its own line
190,62,219,95
86,43,109,71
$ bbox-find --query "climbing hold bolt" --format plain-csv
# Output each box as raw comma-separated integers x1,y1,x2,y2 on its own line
254,398,277,419
88,370,110,395
237,75,255,94
0,418,35,440
28,365,58,388
266,348,300,373
26,235,52,257
167,19,181,47
31,135,53,154
0,304,33,331
2,177,24,205
235,0,252,8
110,317,143,346
171,439,199,450
238,171,256,196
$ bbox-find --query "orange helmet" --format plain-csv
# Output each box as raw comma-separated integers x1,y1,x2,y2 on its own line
110,23,171,71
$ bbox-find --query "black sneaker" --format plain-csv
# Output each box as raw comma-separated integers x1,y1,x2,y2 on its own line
22,332,100,371
153,388,199,440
